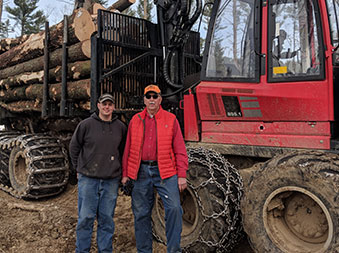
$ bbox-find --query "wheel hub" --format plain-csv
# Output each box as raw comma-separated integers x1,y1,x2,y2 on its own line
181,188,199,235
263,186,333,253
284,193,328,243
13,151,28,187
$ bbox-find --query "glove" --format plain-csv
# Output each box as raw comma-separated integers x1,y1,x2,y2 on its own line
69,169,78,185
120,180,134,196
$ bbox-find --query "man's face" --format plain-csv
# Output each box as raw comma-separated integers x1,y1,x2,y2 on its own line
97,100,114,118
144,92,162,112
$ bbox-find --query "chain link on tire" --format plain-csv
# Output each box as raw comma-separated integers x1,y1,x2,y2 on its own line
0,131,20,189
152,147,244,252
0,132,69,199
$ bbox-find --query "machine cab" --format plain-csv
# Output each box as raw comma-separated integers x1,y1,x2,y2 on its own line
186,0,339,151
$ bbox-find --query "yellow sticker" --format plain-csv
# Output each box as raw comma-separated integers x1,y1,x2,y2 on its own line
273,66,288,74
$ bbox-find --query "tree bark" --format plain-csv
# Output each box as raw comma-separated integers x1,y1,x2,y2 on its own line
0,86,27,102
0,19,79,70
0,0,3,22
0,60,91,88
0,100,41,112
25,79,91,101
54,60,91,82
0,35,30,54
0,42,89,79
49,78,91,101
108,0,136,12
0,98,90,113
0,71,44,89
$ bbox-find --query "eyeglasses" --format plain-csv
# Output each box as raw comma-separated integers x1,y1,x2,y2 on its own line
145,94,159,99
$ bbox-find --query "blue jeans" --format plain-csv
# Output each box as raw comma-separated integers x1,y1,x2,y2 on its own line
132,164,183,253
76,174,120,253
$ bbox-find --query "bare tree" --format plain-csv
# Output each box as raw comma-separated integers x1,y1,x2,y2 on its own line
0,0,3,21
74,0,103,10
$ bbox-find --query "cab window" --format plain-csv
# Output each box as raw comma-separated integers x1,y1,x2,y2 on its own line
268,0,325,81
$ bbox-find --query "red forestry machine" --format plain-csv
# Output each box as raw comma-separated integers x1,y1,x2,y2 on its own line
0,0,338,252
150,0,339,252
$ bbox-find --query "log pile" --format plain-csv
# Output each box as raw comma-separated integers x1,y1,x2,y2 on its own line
0,0,135,114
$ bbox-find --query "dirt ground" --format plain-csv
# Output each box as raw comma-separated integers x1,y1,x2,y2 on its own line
0,184,254,253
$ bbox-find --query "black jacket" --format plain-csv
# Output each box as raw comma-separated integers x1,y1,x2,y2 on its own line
69,113,127,179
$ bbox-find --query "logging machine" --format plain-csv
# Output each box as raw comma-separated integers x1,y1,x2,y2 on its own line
0,0,338,252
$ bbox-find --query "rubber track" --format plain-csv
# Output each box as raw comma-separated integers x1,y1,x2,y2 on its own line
0,133,69,199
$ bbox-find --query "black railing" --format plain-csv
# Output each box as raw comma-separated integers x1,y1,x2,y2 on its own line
91,10,201,113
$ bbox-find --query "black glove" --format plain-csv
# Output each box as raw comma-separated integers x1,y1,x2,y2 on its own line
120,180,134,196
68,167,78,185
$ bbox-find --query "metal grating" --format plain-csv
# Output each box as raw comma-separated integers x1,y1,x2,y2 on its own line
91,10,201,113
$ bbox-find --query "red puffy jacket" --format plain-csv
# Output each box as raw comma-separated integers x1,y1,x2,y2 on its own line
126,107,178,180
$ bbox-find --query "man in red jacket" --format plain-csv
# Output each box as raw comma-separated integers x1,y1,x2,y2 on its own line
122,84,188,253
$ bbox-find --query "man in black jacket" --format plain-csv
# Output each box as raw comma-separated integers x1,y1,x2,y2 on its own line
70,93,127,253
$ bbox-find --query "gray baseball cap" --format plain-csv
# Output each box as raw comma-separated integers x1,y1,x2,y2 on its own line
98,93,115,103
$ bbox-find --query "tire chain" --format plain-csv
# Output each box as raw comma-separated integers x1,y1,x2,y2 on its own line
152,147,244,252
0,132,69,199
0,131,20,195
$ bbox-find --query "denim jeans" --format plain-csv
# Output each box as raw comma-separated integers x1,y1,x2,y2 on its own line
76,174,120,253
132,164,183,253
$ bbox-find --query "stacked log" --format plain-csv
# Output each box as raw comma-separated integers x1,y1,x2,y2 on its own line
0,35,30,54
0,0,135,114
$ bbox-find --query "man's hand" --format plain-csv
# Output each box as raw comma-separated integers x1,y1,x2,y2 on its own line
121,176,130,185
178,177,187,192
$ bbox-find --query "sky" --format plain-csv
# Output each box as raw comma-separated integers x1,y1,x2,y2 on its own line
38,0,74,25
38,0,124,25
3,0,204,39
3,0,119,37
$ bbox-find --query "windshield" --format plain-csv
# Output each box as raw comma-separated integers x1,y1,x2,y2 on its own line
205,0,257,79
268,0,323,80
326,0,339,48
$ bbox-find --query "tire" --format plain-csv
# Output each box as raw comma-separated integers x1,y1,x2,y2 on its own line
0,148,11,186
9,146,29,194
0,132,20,187
152,147,243,252
8,134,69,199
241,151,339,253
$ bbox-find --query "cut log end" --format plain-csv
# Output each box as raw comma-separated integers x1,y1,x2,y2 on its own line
74,8,96,42
81,40,91,58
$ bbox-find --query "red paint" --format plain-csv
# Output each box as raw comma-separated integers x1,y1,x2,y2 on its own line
184,93,199,141
201,121,330,149
183,0,335,151
196,80,331,121
201,132,329,150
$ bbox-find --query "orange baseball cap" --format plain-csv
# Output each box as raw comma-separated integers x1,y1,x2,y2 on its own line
144,84,161,95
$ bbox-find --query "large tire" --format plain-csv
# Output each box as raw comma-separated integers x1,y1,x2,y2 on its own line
0,132,19,186
8,134,69,199
241,151,339,253
152,147,243,252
